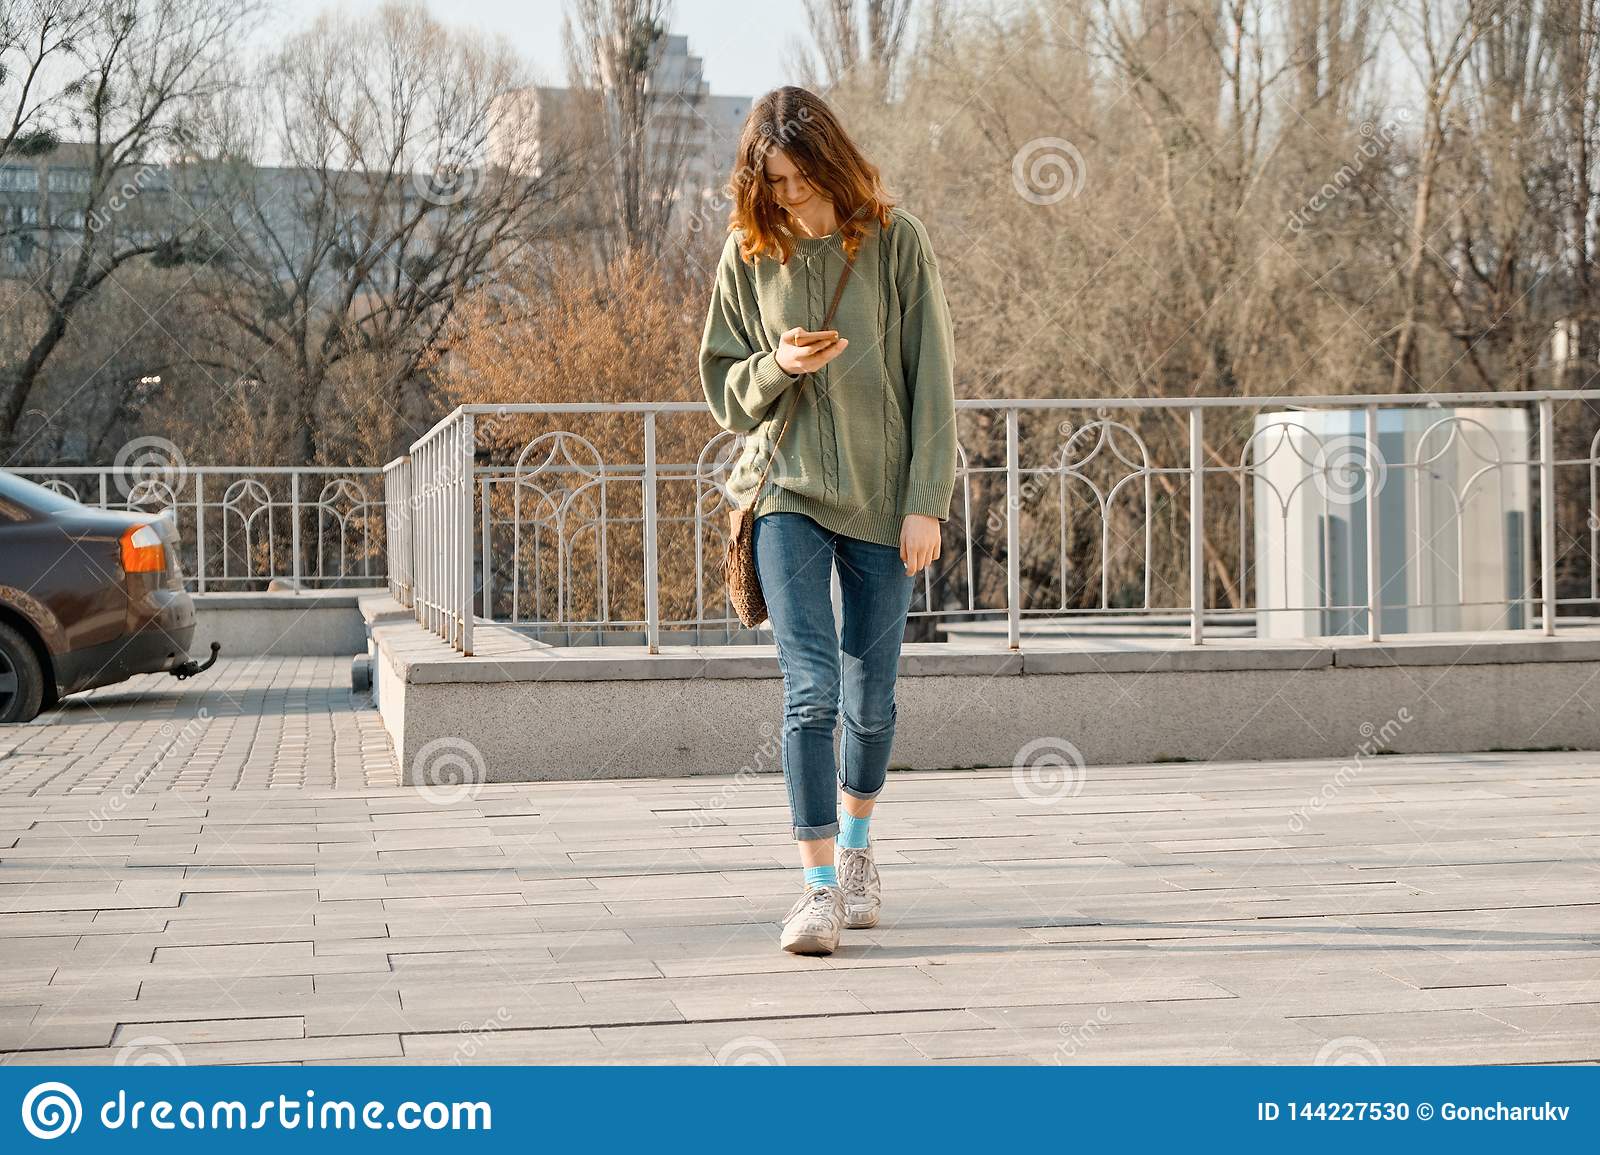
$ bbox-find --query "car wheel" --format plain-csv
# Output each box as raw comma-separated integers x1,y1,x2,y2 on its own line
0,622,46,724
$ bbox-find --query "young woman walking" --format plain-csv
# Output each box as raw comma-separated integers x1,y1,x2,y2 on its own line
699,86,957,956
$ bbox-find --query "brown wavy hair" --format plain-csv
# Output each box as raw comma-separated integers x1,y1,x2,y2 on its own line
725,86,895,266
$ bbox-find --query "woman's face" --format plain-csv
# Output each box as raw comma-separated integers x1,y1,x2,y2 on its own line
763,148,823,214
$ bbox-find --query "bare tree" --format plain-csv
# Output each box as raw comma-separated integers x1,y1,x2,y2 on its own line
1288,0,1378,117
800,0,917,97
564,0,698,257
1390,0,1498,390
188,0,565,461
0,0,93,162
0,0,259,454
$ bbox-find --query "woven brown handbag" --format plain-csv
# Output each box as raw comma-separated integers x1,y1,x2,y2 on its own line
724,245,858,628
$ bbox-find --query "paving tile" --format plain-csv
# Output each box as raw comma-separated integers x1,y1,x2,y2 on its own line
1,661,1597,1063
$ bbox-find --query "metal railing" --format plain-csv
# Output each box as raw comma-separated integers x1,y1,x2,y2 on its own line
402,411,476,652
382,390,1600,655
13,465,387,591
383,456,414,608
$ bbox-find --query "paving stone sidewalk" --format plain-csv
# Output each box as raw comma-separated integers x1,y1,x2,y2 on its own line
1,660,1597,1064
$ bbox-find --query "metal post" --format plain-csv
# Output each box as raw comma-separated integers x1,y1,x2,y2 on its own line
195,473,207,594
1364,405,1381,642
429,442,439,636
421,443,433,634
460,413,475,656
1189,407,1204,645
1005,408,1021,651
643,412,662,654
480,476,491,620
290,470,302,594
1539,397,1557,636
446,431,456,646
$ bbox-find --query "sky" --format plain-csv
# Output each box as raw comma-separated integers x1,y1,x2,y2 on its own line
267,0,814,98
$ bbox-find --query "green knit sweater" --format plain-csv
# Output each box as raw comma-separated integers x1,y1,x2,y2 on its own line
699,206,958,549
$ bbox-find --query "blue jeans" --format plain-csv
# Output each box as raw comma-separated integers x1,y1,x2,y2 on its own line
752,512,916,841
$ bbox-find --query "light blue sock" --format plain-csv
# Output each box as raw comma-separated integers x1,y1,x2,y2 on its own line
803,865,838,890
838,811,871,849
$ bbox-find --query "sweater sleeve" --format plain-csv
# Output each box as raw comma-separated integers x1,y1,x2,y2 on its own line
699,236,799,434
895,214,958,521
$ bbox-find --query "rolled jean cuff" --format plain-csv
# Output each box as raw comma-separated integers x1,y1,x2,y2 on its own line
794,821,840,842
841,782,883,802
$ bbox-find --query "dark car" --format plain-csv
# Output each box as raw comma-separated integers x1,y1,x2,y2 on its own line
0,469,209,722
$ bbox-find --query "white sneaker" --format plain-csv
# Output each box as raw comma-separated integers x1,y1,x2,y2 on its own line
838,845,881,929
780,885,845,955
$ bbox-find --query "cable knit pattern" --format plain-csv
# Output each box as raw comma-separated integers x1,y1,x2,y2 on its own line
698,207,958,549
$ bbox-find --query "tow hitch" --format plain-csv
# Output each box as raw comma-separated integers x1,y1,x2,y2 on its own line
171,642,221,680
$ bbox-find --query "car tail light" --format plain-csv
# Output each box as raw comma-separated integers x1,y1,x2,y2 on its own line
120,523,167,573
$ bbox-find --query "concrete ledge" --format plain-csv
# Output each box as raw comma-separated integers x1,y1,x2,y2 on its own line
363,598,1600,783
359,593,416,627
195,588,380,657
1328,632,1600,667
1020,641,1332,675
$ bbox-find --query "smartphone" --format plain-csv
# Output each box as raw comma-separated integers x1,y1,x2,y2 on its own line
792,329,839,347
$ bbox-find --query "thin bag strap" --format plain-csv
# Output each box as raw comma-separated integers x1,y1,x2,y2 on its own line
744,245,858,507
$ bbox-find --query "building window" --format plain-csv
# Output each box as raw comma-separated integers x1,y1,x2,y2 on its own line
48,168,91,193
0,165,38,192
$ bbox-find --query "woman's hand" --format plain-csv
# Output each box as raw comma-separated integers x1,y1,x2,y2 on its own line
776,326,848,376
900,514,942,577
